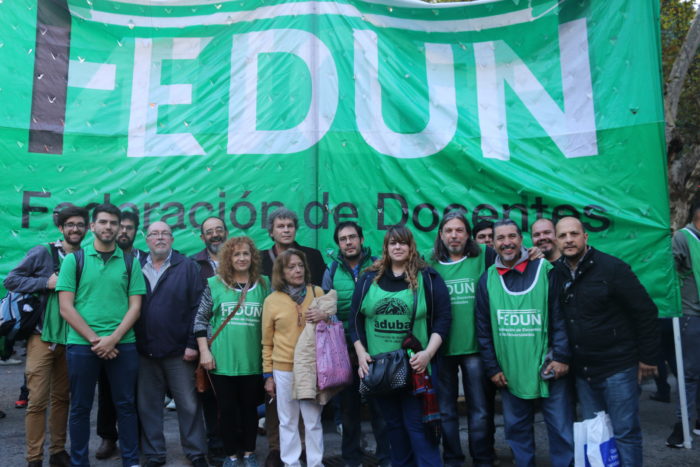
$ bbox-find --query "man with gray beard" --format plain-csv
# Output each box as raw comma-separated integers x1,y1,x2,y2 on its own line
190,216,229,465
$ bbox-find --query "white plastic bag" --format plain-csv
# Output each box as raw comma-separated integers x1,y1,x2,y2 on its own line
573,411,620,467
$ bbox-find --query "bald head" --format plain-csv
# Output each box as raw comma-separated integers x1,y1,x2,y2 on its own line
555,217,588,264
146,221,173,259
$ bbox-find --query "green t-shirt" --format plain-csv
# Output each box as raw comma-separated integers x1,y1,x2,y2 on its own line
361,275,428,355
56,243,146,345
487,259,551,399
429,244,486,356
209,277,269,376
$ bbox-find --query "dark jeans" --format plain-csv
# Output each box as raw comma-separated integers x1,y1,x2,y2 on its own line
375,390,442,467
436,354,495,466
210,373,262,455
577,366,641,467
200,386,224,453
501,377,574,467
97,367,118,441
339,371,390,466
676,315,700,420
66,343,139,467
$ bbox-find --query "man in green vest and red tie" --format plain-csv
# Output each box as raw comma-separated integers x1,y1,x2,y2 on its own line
476,219,574,467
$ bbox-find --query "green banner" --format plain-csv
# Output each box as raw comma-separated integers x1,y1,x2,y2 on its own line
0,0,679,316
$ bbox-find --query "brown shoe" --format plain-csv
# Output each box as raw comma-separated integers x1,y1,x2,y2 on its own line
49,450,71,467
264,449,281,467
95,438,118,460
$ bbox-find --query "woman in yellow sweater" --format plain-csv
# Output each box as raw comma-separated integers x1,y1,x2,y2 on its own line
262,249,326,467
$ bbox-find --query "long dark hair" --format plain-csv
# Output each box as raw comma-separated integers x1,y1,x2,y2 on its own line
432,210,481,262
368,226,426,290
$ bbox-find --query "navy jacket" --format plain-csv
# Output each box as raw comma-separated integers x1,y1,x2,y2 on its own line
135,250,205,358
475,256,570,379
348,267,452,349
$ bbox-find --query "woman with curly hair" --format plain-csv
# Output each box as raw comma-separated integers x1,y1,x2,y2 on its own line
194,236,269,467
349,225,451,466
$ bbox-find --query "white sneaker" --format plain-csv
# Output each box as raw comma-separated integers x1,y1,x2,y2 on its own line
166,399,176,411
0,358,22,365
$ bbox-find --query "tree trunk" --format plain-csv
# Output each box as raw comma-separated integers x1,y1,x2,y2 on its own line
665,7,700,143
669,144,700,229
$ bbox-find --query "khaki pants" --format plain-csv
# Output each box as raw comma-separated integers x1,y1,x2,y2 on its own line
25,335,69,462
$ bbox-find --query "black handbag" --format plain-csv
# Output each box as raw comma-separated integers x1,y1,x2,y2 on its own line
358,290,418,396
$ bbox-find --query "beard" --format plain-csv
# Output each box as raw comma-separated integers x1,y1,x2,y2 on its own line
63,234,85,248
117,234,135,250
207,242,222,255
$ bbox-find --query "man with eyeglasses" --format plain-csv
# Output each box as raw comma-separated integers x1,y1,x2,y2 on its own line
189,216,229,464
321,221,389,467
135,222,208,467
553,217,658,466
4,205,90,467
117,210,147,261
57,203,147,467
191,216,229,283
475,219,573,467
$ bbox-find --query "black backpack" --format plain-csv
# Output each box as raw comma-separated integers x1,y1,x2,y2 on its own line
72,249,134,289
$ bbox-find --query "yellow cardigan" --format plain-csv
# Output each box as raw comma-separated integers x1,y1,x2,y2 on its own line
262,285,323,373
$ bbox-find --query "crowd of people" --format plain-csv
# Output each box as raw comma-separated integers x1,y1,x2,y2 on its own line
4,199,699,467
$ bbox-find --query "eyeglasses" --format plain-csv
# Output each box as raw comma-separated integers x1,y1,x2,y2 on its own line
204,227,226,236
147,231,172,238
63,222,86,230
338,234,359,243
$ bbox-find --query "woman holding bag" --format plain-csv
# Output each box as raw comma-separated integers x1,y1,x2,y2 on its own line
262,249,327,467
349,225,451,467
194,236,269,467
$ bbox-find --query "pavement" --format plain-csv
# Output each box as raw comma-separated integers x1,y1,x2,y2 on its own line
1,349,698,466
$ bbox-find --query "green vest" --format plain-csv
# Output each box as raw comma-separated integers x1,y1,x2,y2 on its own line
361,274,428,355
681,228,700,295
329,250,374,329
41,244,66,345
208,276,269,376
487,259,551,399
429,244,486,356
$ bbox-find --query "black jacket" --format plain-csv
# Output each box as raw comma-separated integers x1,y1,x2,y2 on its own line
261,242,326,287
348,267,452,349
552,247,659,380
190,249,216,282
135,251,205,358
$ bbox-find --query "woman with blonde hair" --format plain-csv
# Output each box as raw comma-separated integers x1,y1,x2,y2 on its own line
349,225,451,466
262,249,327,467
194,236,269,467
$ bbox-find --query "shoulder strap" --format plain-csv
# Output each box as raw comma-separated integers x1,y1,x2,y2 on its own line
208,282,250,346
123,252,133,285
47,243,60,273
74,250,85,290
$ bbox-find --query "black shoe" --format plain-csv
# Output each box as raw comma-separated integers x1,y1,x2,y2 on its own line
49,450,71,467
666,422,684,448
144,460,166,467
191,457,210,467
27,462,42,467
95,438,118,460
650,391,671,403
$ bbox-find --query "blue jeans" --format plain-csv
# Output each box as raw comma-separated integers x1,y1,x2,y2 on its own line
501,377,574,467
576,366,641,467
66,344,139,467
436,354,495,466
375,390,442,467
339,371,390,466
